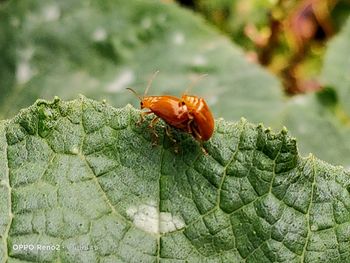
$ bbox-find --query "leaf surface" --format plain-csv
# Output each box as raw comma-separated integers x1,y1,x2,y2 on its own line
0,97,350,262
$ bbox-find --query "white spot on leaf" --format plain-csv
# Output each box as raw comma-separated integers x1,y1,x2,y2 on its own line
43,5,60,22
70,146,79,155
92,27,107,42
173,32,185,45
192,55,207,66
16,47,36,84
16,61,36,85
106,70,135,93
310,224,318,231
127,203,185,234
127,203,159,234
141,17,152,29
160,212,185,233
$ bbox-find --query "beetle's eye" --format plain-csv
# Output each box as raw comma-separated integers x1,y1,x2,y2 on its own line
140,102,144,107
181,101,186,106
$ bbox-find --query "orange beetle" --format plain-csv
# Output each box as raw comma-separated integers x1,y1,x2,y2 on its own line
126,71,191,132
127,90,191,131
127,71,214,144
181,95,214,141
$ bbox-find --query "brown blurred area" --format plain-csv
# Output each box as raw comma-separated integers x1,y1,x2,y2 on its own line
175,0,349,95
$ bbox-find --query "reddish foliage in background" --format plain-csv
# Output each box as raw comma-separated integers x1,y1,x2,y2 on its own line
176,0,343,96
256,0,337,94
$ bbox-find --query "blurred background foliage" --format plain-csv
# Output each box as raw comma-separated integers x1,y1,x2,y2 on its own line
0,0,350,167
178,0,350,94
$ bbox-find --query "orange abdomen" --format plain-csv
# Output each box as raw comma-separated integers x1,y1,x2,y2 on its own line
182,95,214,141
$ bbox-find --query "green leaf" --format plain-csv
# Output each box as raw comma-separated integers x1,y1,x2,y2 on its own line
280,92,350,168
0,0,283,126
1,97,350,262
279,16,350,168
322,16,350,117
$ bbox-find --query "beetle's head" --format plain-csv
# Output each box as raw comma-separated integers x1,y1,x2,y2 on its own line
140,101,145,109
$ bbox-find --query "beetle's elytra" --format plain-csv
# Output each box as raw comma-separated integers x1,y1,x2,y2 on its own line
181,94,214,141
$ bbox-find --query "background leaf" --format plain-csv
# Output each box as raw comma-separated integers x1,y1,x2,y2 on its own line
322,17,350,117
0,0,283,126
0,2,349,170
1,97,350,262
280,92,350,168
280,16,350,168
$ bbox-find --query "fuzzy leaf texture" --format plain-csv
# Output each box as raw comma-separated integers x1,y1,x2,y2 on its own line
0,97,350,263
1,0,350,167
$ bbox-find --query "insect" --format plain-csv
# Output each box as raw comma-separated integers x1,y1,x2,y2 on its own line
180,94,214,142
127,92,191,130
126,72,191,133
127,72,214,146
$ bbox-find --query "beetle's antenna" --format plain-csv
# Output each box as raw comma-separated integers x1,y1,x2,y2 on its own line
144,70,160,97
126,87,143,101
184,73,208,95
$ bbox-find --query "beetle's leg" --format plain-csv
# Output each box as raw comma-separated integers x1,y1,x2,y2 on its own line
191,125,203,141
148,116,160,128
164,125,180,153
199,142,208,155
137,112,159,144
148,116,160,145
150,132,159,146
190,124,207,155
165,125,177,143
138,110,153,125
186,118,194,134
